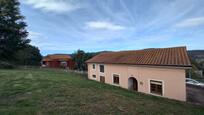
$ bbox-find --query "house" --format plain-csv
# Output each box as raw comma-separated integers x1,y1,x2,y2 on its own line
42,54,75,69
86,47,191,101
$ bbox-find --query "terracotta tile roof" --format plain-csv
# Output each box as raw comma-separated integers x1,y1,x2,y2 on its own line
86,47,192,67
43,54,72,61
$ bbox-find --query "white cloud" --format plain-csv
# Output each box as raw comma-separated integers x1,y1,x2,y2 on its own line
23,0,80,13
28,31,44,43
175,17,204,28
29,31,41,38
86,21,126,31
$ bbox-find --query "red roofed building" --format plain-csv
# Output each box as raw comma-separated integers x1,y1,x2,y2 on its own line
86,46,192,101
42,54,75,69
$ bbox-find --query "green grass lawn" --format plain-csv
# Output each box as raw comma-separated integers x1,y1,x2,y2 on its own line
0,69,204,115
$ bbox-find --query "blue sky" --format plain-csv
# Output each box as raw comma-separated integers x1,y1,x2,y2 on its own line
19,0,204,55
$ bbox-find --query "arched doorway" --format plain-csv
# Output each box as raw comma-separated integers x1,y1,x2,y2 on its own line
128,77,138,91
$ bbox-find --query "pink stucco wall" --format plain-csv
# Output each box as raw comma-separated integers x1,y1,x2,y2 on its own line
88,63,186,101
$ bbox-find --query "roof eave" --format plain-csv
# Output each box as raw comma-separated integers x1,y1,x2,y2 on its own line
86,62,192,69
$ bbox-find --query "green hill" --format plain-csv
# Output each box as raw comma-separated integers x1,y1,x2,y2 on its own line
0,68,203,114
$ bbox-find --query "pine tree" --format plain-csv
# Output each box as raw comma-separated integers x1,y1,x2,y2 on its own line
0,0,30,61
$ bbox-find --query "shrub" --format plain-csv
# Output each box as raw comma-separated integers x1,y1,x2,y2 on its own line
0,61,15,69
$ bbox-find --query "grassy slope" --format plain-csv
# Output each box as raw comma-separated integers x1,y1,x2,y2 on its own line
0,69,203,115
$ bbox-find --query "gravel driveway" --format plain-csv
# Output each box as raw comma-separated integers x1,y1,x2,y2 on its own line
187,84,204,106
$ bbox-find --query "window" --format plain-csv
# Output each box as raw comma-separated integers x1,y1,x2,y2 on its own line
93,64,95,69
150,80,163,96
113,74,119,85
99,65,104,73
60,61,67,68
92,75,96,78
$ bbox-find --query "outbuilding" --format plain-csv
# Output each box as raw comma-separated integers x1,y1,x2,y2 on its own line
42,54,74,69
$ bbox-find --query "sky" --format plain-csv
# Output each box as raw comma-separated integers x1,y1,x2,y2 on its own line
19,0,204,55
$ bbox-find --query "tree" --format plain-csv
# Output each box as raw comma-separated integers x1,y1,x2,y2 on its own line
15,45,42,66
73,50,86,71
0,0,30,62
72,50,99,71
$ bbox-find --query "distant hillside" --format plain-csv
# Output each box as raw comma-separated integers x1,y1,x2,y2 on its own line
188,50,204,63
188,50,204,56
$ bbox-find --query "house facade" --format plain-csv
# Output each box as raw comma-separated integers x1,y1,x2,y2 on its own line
42,54,75,69
86,47,191,101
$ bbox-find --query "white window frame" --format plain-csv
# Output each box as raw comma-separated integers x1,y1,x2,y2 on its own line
99,64,105,73
148,79,164,97
112,73,120,86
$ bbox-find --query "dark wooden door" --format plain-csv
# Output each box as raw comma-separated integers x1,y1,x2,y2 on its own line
100,76,105,83
133,79,138,91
